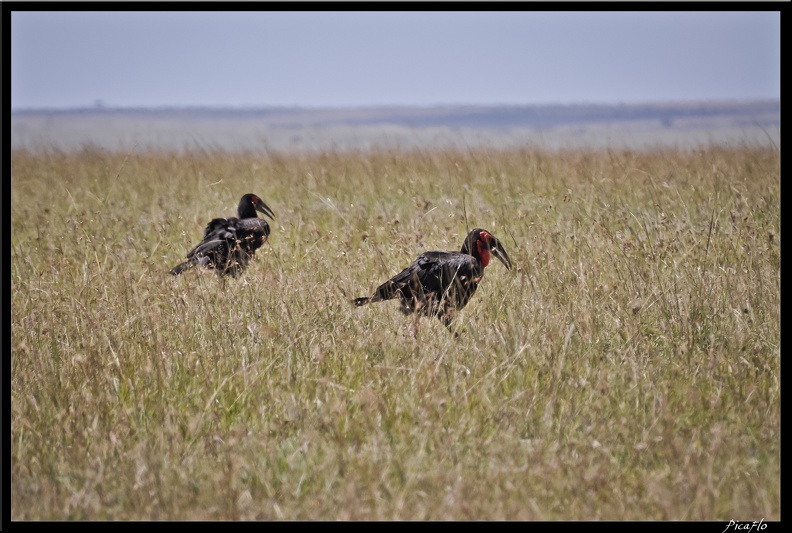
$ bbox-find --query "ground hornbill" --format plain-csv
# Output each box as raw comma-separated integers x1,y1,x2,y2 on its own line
353,228,512,332
170,193,275,277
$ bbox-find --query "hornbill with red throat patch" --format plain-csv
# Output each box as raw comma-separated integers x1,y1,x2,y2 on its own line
353,228,512,331
170,193,275,277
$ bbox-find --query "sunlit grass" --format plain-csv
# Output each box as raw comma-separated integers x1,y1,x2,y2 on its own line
11,144,779,520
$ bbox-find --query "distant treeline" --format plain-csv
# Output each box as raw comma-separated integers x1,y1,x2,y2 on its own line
11,100,780,130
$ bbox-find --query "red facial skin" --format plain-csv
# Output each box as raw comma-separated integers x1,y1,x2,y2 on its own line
476,231,492,267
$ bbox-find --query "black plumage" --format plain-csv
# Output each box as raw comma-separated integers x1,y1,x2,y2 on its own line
353,228,512,330
170,193,275,277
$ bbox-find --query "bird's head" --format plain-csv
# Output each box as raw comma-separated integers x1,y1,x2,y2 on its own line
238,193,276,220
461,228,512,270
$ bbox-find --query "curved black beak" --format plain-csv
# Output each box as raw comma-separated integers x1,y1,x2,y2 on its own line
489,237,512,270
255,200,276,220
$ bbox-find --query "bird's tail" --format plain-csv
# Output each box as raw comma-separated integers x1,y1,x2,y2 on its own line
352,297,371,306
170,261,193,275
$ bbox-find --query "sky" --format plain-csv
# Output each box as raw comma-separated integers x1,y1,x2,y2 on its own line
10,10,781,110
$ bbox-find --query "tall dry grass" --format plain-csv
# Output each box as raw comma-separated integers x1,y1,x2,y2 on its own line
10,144,779,520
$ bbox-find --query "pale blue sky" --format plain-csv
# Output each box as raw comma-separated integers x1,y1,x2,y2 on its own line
10,10,781,110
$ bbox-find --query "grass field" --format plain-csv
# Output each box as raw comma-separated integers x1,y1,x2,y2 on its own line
10,144,780,520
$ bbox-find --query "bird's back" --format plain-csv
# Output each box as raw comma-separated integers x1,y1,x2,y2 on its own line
184,216,270,277
187,217,238,259
374,250,484,304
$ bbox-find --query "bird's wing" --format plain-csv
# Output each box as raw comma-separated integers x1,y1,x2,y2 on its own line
187,218,237,258
234,218,271,240
414,251,481,293
200,217,232,238
372,251,465,300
